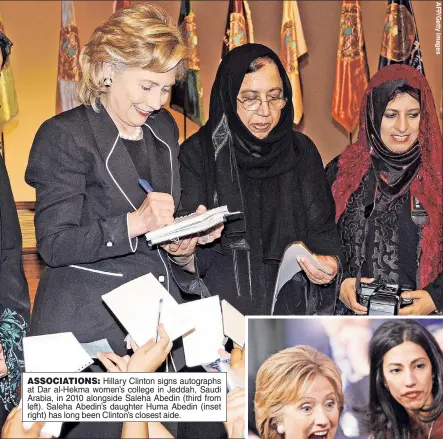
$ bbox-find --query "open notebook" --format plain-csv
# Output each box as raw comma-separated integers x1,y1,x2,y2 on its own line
145,206,240,246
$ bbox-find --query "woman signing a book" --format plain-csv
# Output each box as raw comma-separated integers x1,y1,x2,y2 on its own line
177,43,343,316
25,4,220,438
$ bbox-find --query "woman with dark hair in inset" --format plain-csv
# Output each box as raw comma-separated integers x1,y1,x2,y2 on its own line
368,320,443,439
0,32,30,430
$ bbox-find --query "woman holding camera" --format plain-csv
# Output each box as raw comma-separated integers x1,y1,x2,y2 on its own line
326,65,442,316
368,320,443,438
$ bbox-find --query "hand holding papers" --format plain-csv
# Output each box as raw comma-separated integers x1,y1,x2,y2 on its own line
102,273,245,369
102,273,194,346
271,242,333,314
145,206,240,246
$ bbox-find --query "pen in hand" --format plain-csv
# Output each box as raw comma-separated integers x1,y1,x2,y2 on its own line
138,178,179,239
138,178,154,194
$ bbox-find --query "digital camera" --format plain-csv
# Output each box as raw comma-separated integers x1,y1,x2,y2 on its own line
357,282,413,316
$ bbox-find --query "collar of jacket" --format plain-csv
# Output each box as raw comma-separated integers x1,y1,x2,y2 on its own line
85,104,151,212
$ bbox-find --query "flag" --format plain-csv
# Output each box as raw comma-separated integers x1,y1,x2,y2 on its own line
113,0,131,13
378,0,424,74
331,0,369,133
280,1,308,125
0,10,18,123
170,0,205,126
56,0,81,114
221,0,254,59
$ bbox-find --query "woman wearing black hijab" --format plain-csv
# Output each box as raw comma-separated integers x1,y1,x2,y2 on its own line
0,32,30,429
176,43,342,315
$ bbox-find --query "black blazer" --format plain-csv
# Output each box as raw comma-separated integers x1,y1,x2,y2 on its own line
25,105,184,354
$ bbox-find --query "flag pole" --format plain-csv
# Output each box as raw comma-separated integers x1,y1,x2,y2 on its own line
0,131,4,159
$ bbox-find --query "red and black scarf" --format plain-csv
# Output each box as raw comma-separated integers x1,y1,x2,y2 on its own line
332,64,442,288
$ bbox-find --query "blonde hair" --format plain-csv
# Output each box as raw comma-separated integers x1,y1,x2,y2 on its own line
254,346,344,439
77,3,187,111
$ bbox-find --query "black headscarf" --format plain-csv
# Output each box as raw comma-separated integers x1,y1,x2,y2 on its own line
366,79,421,204
198,43,299,261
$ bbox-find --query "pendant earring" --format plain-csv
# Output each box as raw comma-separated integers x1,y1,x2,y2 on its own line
104,77,112,87
277,424,285,434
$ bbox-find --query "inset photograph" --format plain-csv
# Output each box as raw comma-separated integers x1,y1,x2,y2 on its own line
248,317,443,439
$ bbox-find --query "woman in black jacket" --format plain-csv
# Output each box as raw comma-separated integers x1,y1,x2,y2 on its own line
177,44,342,316
25,5,220,438
0,32,30,430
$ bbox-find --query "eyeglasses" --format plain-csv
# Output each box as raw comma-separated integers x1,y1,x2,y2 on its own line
237,96,287,112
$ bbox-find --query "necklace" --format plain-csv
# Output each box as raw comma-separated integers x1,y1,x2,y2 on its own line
428,420,435,439
409,419,435,439
119,127,143,141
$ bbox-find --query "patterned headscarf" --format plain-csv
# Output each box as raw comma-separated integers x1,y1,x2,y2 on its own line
332,64,442,288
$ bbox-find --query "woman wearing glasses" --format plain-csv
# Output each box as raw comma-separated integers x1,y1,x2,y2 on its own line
176,44,342,315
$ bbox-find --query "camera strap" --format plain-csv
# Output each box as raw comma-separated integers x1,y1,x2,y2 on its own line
411,195,427,226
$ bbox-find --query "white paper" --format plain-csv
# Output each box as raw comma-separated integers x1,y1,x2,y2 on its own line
181,296,225,367
22,333,92,438
20,401,63,438
271,242,331,314
221,300,245,347
81,339,114,358
102,273,194,347
23,332,93,373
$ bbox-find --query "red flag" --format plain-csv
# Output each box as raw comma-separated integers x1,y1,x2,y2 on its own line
113,1,131,13
332,0,369,133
